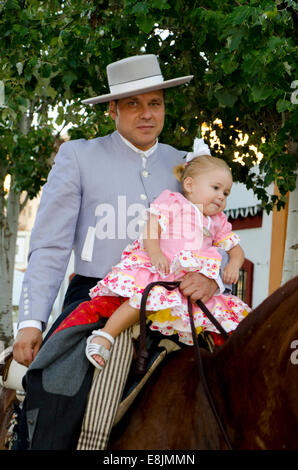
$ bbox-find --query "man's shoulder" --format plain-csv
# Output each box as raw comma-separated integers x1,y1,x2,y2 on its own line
61,132,115,152
158,141,183,152
158,141,186,158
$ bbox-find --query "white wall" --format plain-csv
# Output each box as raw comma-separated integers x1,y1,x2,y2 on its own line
233,210,273,309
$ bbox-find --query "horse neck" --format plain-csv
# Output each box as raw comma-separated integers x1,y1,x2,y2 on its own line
204,276,298,447
213,276,298,376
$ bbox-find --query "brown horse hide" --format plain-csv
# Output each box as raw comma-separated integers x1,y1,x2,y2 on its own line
0,387,16,450
109,276,298,450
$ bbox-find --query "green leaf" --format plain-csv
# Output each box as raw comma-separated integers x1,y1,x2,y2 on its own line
214,89,238,107
276,98,291,113
111,39,122,49
150,0,170,9
264,7,278,20
229,6,252,26
136,15,155,34
251,86,272,102
132,2,149,15
227,29,244,51
45,85,57,100
5,0,21,10
62,71,77,87
220,57,238,74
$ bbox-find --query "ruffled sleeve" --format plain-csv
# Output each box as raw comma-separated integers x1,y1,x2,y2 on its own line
212,212,240,251
147,190,182,234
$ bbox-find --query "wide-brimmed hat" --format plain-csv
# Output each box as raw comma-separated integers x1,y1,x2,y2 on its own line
82,54,193,105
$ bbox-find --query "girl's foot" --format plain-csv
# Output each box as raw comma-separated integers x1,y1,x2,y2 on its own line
90,335,112,367
85,330,115,371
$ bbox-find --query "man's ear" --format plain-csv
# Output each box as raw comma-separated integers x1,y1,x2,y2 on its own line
109,101,117,121
183,176,193,195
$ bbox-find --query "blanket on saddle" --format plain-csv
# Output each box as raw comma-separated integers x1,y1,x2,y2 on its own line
28,296,172,400
28,294,222,403
28,297,124,397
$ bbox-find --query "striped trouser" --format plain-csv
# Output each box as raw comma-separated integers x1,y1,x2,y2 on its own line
77,328,133,450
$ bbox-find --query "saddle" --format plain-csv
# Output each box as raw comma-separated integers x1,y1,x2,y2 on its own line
0,282,224,432
0,329,214,428
0,347,27,392
114,325,215,426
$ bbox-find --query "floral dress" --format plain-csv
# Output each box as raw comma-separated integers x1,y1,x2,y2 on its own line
90,190,250,345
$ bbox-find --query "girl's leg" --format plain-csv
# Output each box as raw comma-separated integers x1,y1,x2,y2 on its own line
90,300,139,367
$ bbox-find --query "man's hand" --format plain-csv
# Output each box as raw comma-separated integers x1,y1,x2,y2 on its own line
179,272,218,304
13,327,42,367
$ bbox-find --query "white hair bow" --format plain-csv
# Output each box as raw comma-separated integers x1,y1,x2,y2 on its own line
185,137,211,163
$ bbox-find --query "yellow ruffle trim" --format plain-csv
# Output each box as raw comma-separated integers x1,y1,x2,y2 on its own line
148,306,250,336
147,308,179,323
148,308,203,335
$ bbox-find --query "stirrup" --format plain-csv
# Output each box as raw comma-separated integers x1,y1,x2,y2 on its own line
85,330,115,371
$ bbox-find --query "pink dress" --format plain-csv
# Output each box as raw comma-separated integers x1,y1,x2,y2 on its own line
90,190,250,345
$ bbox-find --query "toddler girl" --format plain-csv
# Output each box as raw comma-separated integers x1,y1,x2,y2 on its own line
85,138,250,370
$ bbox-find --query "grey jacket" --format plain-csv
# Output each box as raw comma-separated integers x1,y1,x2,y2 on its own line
19,131,185,327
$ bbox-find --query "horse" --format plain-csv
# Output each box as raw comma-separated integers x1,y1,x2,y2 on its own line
109,275,298,450
0,386,16,450
1,276,298,450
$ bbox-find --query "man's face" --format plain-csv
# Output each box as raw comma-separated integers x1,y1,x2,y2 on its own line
109,90,165,151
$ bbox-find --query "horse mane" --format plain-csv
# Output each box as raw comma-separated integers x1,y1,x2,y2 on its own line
214,275,298,357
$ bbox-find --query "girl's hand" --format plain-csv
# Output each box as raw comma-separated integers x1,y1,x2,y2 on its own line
222,262,240,284
150,252,170,275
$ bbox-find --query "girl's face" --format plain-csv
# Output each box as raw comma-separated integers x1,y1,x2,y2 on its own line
184,167,233,216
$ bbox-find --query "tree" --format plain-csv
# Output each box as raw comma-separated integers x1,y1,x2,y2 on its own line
0,0,114,347
81,0,297,209
0,0,59,348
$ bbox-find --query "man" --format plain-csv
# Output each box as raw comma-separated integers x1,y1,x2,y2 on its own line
12,55,220,449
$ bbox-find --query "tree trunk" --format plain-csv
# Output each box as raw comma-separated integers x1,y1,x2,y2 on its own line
282,171,298,284
0,113,29,351
0,180,20,349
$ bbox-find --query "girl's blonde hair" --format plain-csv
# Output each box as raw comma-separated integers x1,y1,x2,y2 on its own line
173,154,232,194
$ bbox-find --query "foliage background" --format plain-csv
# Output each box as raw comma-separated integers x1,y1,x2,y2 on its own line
72,0,297,211
1,0,297,208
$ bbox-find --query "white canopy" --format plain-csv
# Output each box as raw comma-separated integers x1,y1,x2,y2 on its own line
224,182,262,219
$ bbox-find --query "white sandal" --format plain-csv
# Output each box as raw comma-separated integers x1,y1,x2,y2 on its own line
85,330,115,371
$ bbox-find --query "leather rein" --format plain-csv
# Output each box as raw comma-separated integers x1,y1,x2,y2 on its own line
136,280,233,451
